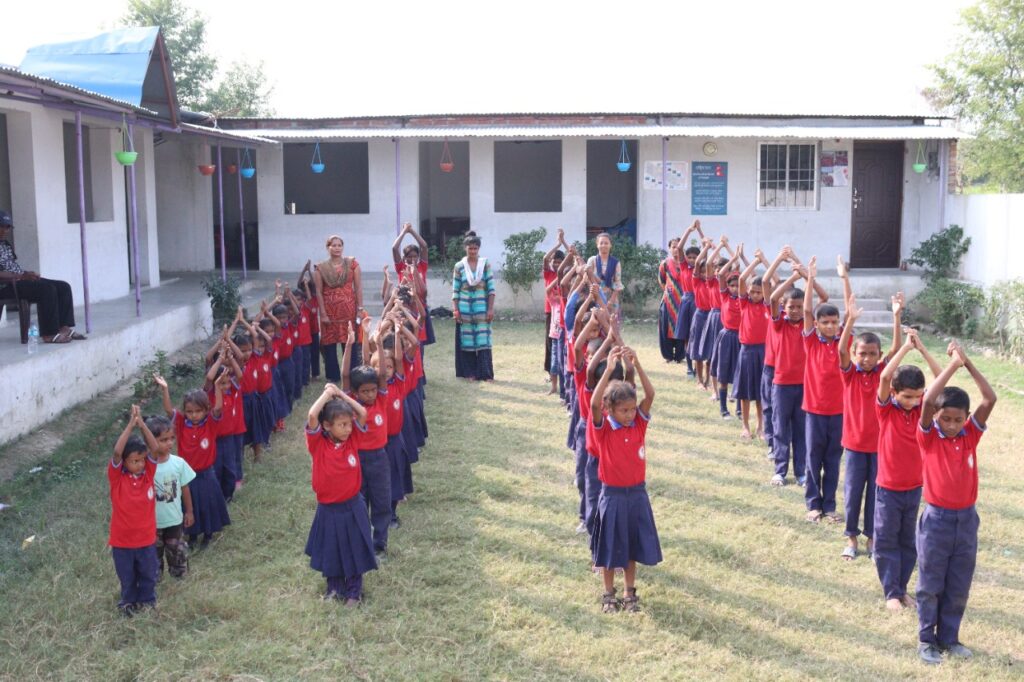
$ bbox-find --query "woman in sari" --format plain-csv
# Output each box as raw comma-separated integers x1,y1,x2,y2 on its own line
452,231,495,381
313,235,363,382
658,238,687,363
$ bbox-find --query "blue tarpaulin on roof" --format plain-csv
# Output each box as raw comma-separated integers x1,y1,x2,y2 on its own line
19,27,160,107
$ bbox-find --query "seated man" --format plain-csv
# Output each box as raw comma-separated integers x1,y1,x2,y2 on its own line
0,210,84,343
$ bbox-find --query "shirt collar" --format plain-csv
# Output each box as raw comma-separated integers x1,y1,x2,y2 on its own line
816,331,838,343
608,416,634,430
933,421,966,439
184,415,208,428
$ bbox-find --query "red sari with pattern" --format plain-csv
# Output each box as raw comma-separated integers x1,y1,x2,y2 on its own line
316,257,360,346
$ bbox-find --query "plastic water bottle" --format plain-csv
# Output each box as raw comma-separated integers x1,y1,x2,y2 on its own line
27,324,39,355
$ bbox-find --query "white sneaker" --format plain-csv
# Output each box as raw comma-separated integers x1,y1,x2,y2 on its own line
770,474,786,487
575,521,587,534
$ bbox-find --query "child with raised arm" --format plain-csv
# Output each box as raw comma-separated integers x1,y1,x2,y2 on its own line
758,247,790,455
914,341,996,665
589,346,662,613
734,249,770,440
304,383,377,604
768,259,810,487
687,239,715,390
108,405,159,616
836,286,903,560
140,414,195,581
392,221,435,346
713,244,743,419
543,228,569,388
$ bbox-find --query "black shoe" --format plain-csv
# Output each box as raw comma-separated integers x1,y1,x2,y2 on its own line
374,550,387,564
918,643,943,665
389,516,401,529
117,603,134,618
942,643,973,659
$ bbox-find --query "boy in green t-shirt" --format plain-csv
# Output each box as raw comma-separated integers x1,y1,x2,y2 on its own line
141,416,196,580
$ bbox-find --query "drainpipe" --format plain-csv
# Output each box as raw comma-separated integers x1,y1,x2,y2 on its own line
394,138,401,235
75,111,91,333
237,148,247,279
217,144,226,282
127,122,142,317
661,137,668,250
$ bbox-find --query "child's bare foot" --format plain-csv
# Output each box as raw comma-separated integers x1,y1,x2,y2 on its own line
899,594,917,609
756,428,765,441
546,386,557,395
886,598,904,611
740,427,752,440
842,538,858,561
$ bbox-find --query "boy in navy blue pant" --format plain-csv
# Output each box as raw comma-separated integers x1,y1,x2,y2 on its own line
914,341,996,665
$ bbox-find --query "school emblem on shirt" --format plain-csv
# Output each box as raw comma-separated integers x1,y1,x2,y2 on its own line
968,455,974,469
374,414,384,427
348,454,358,467
274,351,280,360
302,316,307,324
147,486,154,500
200,438,210,450
263,363,270,372
253,370,259,379
638,447,646,460
287,337,292,346
393,399,400,410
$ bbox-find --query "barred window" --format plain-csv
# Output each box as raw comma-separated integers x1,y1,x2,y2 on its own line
758,142,817,210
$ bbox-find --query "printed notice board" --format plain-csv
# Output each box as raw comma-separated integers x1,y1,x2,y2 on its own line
692,162,728,215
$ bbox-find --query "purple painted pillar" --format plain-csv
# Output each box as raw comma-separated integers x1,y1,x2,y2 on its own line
394,138,401,235
237,148,247,279
75,111,91,333
661,137,668,251
216,145,226,282
127,122,142,317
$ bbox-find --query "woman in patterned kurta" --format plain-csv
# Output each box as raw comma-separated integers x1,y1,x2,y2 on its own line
313,235,362,382
657,238,687,363
452,231,496,381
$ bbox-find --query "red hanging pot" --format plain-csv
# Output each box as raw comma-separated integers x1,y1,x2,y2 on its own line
439,140,454,173
227,164,238,174
198,164,216,176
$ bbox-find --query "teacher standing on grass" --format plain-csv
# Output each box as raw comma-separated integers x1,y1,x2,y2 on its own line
313,234,362,382
452,231,495,381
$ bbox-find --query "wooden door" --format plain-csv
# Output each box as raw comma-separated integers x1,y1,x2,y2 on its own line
850,142,904,268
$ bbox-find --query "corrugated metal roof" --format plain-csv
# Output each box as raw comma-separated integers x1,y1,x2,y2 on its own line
0,63,154,115
224,124,965,141
179,122,278,146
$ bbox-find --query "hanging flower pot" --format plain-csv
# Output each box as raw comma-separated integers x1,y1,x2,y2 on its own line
240,148,256,179
913,140,927,174
616,140,631,172
311,142,325,173
116,114,138,166
198,164,216,176
227,164,238,174
439,140,454,173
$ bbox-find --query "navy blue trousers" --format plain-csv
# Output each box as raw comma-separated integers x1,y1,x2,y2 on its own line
292,346,306,399
874,486,921,600
804,413,843,512
916,504,979,645
574,418,588,522
843,450,877,538
585,456,600,536
322,343,362,383
771,384,805,479
309,332,320,378
112,544,158,607
359,448,392,553
760,365,775,449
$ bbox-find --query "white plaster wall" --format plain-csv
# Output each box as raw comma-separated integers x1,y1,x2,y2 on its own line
133,127,161,286
156,137,215,271
256,139,419,272
899,141,944,262
951,193,1024,286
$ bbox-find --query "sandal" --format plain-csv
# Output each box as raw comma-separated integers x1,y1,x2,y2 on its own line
622,587,641,613
43,331,72,344
805,510,823,523
70,331,86,340
601,589,620,614
841,546,857,561
823,512,844,524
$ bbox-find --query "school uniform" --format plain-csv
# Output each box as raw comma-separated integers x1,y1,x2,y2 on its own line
108,456,159,609
677,258,696,365
399,356,423,462
687,275,713,362
802,331,845,513
276,326,298,414
305,299,321,380
245,350,276,447
304,426,377,600
291,317,305,399
385,373,414,506
732,296,768,401
915,417,985,647
840,360,886,540
760,301,780,450
873,399,924,601
701,284,723,366
771,315,807,480
543,266,559,371
401,354,428,450
270,340,290,422
588,410,662,569
212,381,243,501
713,288,741,415
573,358,601,535
174,410,231,538
353,390,392,553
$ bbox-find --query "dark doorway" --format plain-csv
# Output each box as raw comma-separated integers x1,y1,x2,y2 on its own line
850,142,903,268
214,151,260,270
586,140,638,242
419,141,470,254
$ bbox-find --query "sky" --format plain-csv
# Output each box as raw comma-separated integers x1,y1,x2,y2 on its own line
0,0,974,118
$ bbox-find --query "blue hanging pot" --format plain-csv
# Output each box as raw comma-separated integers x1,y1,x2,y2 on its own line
240,148,256,178
310,142,324,173
617,161,632,172
311,163,325,174
616,140,631,173
241,167,256,179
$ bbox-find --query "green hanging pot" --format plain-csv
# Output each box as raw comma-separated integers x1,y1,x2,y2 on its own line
912,162,927,174
115,151,138,166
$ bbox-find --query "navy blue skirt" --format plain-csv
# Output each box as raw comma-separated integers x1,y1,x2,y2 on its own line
386,433,414,501
423,312,436,346
732,343,765,401
676,292,695,341
416,382,428,440
403,389,426,451
688,309,710,360
270,368,290,421
215,435,239,500
243,390,274,446
305,495,378,579
590,482,663,569
185,467,231,537
713,328,740,384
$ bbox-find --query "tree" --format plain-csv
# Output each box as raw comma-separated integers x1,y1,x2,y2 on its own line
927,0,1024,192
121,0,273,116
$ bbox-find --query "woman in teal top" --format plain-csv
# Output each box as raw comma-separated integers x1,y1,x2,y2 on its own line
452,231,496,381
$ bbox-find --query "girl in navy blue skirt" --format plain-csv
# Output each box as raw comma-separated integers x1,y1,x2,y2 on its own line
589,346,662,613
304,384,377,605
733,252,772,440
712,247,743,419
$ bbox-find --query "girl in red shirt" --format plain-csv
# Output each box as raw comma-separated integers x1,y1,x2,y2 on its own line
734,251,772,441
304,384,376,605
392,221,436,346
712,247,744,419
589,346,662,614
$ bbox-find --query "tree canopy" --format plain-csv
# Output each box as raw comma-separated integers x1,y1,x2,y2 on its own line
927,0,1024,192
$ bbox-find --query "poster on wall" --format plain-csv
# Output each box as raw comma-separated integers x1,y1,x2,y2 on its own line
820,150,849,187
643,161,688,190
691,162,728,215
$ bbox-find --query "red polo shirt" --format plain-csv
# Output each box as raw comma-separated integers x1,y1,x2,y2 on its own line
543,267,558,314
709,281,722,311
255,349,275,393
721,292,742,331
693,275,712,312
385,374,408,437
298,311,313,345
679,258,695,294
875,399,923,490
589,410,650,487
209,382,246,436
351,390,389,451
277,325,296,360
771,317,806,385
240,355,259,395
108,457,157,548
763,301,780,368
306,425,365,504
840,362,886,452
917,418,985,510
739,297,769,345
802,331,844,415
174,410,225,472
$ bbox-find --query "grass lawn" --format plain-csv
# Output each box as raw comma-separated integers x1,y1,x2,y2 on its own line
1,320,1022,680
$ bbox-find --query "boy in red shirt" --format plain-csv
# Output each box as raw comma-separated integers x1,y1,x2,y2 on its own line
914,341,996,665
800,258,843,522
109,405,158,616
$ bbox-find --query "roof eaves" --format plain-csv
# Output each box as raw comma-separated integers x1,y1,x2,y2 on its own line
0,64,157,116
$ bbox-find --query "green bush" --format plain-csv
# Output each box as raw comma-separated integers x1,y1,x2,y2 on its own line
501,227,547,300
916,278,985,336
428,236,466,286
201,273,242,327
907,224,971,281
985,279,1024,358
574,236,666,315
